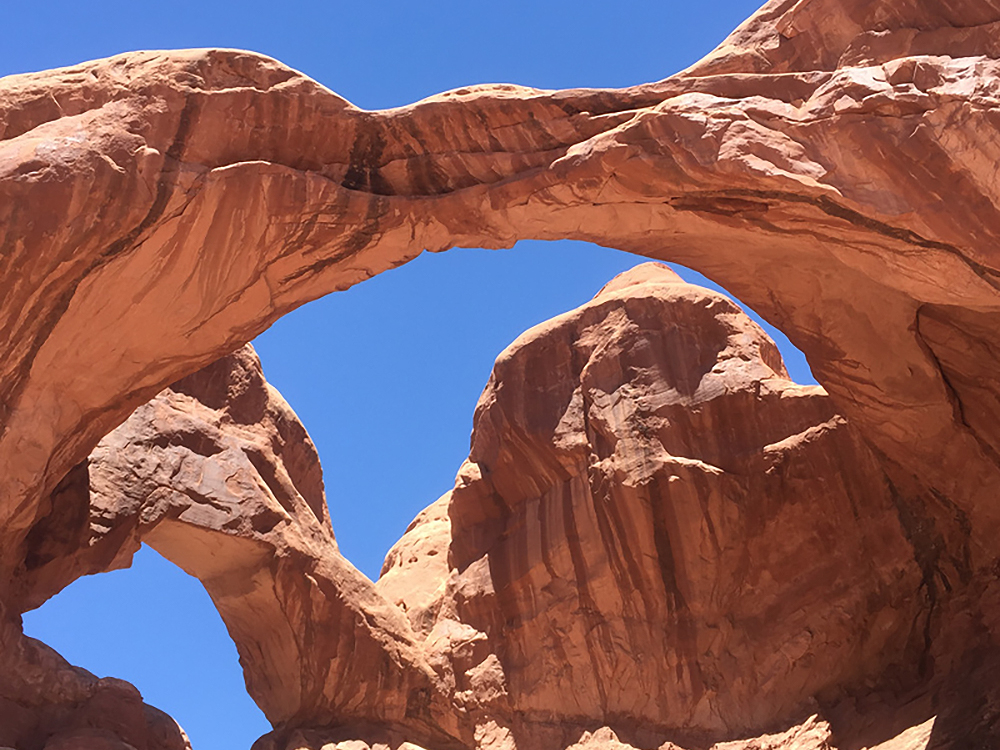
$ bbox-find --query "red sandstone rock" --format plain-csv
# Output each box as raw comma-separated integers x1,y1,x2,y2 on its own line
83,347,455,743
246,264,951,747
378,494,454,636
3,2,1000,602
7,267,953,750
364,264,928,749
3,0,1000,747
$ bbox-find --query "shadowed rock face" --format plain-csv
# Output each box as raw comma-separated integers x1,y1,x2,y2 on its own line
0,604,191,750
3,0,1000,747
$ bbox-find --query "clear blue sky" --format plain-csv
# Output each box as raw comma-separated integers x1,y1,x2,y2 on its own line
6,2,813,749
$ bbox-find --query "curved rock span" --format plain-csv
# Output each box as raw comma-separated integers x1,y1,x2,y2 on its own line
1,0,1000,747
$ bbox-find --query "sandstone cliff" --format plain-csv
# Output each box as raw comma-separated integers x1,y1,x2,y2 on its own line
4,264,965,750
2,0,1000,747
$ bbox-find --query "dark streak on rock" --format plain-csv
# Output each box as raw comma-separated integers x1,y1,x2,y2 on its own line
342,118,392,196
647,479,705,704
669,195,771,217
914,304,1000,474
280,195,390,285
560,480,611,713
885,477,941,677
647,482,689,618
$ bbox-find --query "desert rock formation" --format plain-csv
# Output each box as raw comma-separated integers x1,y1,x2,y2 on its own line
4,264,965,750
7,344,462,749
4,264,964,750
435,264,924,743
359,264,941,750
3,0,1000,747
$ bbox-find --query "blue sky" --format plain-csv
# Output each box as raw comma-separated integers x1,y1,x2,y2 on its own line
4,2,814,748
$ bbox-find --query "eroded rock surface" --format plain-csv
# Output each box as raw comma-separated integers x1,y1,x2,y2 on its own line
86,346,462,745
346,265,941,750
437,264,925,742
3,344,464,749
245,264,972,748
4,0,1000,747
9,265,970,750
3,0,1000,611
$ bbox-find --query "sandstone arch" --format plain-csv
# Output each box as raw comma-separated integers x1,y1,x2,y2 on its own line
3,0,1000,747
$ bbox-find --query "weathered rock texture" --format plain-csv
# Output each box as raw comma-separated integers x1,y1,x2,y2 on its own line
3,0,1000,746
83,346,451,737
18,344,465,748
12,267,957,750
435,264,925,743
356,264,949,750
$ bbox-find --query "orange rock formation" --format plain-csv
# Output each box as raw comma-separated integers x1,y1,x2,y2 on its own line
2,0,999,747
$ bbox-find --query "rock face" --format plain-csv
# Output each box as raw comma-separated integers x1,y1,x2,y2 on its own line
0,608,191,750
83,345,445,735
5,265,965,750
439,264,924,742
361,264,935,750
3,0,1000,747
3,345,454,749
3,0,1000,611
40,345,461,744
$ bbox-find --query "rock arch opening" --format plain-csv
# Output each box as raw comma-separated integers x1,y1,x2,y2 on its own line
4,0,1000,744
252,238,817,581
21,544,269,750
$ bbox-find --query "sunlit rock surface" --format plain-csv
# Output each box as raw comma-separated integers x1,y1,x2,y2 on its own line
357,265,936,750
3,0,1000,746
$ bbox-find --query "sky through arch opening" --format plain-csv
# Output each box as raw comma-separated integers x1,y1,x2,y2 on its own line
21,545,271,750
251,238,817,581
